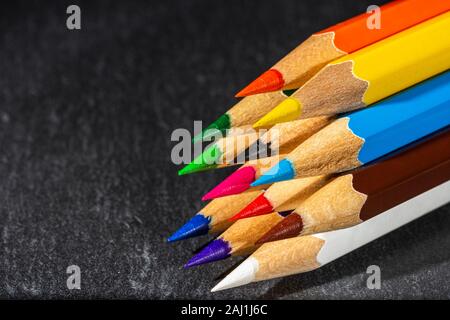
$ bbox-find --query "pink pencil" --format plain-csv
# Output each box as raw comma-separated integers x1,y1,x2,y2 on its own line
202,154,286,200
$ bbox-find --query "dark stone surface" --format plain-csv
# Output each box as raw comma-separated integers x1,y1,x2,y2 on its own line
0,0,448,299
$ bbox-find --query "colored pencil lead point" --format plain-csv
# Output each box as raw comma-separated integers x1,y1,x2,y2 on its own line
255,213,303,244
211,257,259,292
184,239,231,268
178,145,222,175
253,97,302,128
201,166,257,200
239,140,272,162
167,214,211,242
229,193,273,221
178,162,216,176
236,69,284,97
250,159,295,187
192,114,231,143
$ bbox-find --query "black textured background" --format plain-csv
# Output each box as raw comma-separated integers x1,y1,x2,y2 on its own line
0,0,449,299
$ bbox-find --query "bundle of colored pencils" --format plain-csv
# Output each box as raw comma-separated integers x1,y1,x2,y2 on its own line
170,0,450,292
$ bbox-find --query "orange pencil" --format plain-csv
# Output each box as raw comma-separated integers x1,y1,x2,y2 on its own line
237,0,450,96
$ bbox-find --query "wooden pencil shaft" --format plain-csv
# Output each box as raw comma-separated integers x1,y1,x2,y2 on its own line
229,91,289,126
275,0,450,90
295,129,450,234
274,32,344,89
295,12,450,118
260,116,332,151
221,212,284,256
251,180,450,283
265,175,330,210
290,117,364,177
203,189,263,232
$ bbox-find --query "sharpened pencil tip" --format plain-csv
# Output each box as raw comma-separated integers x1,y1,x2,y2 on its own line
201,166,257,199
251,159,295,187
184,239,231,268
229,193,273,221
236,69,284,97
253,97,302,127
256,213,303,244
211,257,259,292
167,214,211,242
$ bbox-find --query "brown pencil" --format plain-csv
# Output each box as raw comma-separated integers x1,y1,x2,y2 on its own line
256,129,450,244
184,212,288,268
212,130,450,291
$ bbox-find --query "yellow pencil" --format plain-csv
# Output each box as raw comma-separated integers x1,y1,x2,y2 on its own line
254,12,450,127
180,116,330,176
243,116,332,160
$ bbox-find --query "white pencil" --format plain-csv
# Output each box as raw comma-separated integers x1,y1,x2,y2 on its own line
211,181,450,292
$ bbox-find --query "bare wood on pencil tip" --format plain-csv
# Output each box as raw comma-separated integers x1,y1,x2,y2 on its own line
251,173,368,280
290,117,364,177
268,175,331,212
253,236,325,281
260,116,333,152
296,174,367,236
205,189,264,233
296,61,369,118
221,213,284,256
275,32,346,90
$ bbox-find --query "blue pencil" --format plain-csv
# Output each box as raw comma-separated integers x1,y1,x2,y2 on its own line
167,189,264,242
252,71,450,186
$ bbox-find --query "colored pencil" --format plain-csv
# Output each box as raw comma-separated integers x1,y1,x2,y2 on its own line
184,211,289,268
253,12,450,128
212,181,450,291
252,71,450,187
179,130,261,175
167,189,263,242
193,89,296,143
185,174,339,266
236,0,450,97
201,154,285,201
242,116,332,161
171,164,332,243
230,175,330,221
218,124,255,138
256,129,450,244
